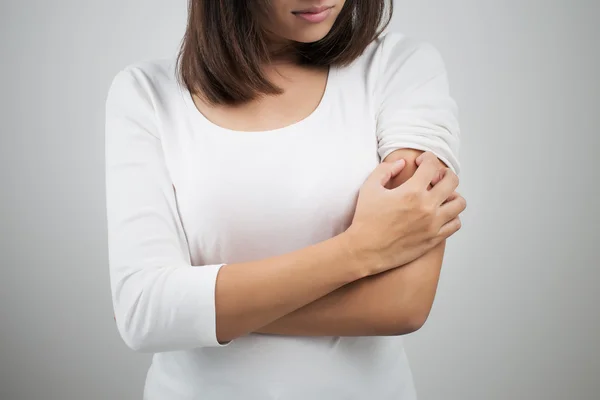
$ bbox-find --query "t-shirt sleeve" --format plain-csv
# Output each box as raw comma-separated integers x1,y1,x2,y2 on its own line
375,36,461,174
105,67,228,352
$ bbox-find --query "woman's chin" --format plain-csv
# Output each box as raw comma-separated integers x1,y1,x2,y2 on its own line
289,29,332,44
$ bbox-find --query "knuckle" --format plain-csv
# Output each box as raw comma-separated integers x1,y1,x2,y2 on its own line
426,221,439,236
425,236,438,248
449,171,459,187
454,218,462,231
420,202,436,217
459,196,467,211
404,188,422,203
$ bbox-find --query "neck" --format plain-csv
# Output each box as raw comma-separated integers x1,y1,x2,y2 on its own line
265,33,300,64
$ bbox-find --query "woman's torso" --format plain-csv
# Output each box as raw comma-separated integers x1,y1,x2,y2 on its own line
134,36,417,399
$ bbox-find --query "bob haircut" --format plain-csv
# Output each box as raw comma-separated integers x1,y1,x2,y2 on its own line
177,0,393,105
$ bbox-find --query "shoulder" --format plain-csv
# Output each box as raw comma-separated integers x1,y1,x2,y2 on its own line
372,31,443,63
105,57,179,110
364,31,446,75
347,31,448,99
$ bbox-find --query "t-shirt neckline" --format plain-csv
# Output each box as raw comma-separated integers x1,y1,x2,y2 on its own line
180,65,337,135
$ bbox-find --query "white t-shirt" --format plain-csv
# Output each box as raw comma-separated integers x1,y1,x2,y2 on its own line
105,31,460,400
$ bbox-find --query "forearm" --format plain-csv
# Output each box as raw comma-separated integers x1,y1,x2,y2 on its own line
256,240,445,336
215,233,367,343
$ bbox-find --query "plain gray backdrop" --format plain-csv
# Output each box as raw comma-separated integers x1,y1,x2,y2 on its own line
1,0,599,399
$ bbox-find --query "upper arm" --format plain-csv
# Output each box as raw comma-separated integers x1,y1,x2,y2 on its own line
106,68,224,352
375,34,460,175
382,148,446,188
106,68,190,278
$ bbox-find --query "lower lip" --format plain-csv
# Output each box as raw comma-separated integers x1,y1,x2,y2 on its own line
293,8,332,23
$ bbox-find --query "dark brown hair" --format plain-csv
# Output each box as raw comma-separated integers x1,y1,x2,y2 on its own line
177,0,393,105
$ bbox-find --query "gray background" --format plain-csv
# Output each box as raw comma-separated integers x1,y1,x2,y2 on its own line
1,0,598,399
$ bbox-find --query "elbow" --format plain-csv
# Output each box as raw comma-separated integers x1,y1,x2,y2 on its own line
111,275,157,352
115,312,156,353
385,302,434,336
120,328,153,353
402,307,432,334
113,293,160,353
110,265,226,352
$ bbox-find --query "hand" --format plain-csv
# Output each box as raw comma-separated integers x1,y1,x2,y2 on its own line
345,152,466,275
415,152,447,189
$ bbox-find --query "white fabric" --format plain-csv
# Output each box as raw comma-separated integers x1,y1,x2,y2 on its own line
105,32,460,400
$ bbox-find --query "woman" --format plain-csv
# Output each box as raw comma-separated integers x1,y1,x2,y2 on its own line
105,0,466,399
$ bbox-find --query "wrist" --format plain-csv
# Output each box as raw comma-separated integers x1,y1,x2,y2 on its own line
336,229,377,279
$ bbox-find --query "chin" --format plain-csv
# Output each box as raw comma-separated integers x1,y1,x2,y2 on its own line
288,26,335,44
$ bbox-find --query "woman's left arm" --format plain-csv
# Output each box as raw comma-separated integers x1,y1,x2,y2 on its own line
256,148,452,337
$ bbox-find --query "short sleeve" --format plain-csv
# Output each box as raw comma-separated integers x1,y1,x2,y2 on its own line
105,67,228,352
375,35,461,174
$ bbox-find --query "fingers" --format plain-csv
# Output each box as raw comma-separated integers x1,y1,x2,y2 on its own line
441,191,459,205
430,168,446,187
430,168,459,205
439,193,467,225
438,216,462,239
366,159,407,188
409,152,442,190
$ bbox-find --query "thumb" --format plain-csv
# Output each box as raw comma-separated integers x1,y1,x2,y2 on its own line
367,159,406,188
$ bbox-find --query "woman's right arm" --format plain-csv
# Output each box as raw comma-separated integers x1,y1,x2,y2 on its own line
106,67,457,352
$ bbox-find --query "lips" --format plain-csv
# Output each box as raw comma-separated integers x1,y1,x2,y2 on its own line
292,5,332,14
292,5,333,23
